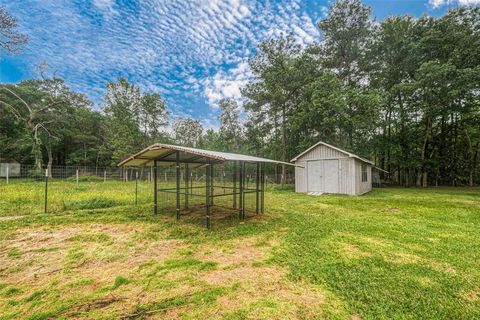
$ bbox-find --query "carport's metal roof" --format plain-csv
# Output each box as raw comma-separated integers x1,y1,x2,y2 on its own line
118,143,296,167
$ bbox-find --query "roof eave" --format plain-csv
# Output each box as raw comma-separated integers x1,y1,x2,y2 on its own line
118,143,299,167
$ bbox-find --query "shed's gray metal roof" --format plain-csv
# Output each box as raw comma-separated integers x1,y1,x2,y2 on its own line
290,141,374,165
118,143,296,167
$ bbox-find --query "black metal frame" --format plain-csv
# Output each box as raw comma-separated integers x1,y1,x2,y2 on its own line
151,158,265,229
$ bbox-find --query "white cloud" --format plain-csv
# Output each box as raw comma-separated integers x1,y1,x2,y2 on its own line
7,0,321,120
92,0,118,15
429,0,480,8
202,61,252,107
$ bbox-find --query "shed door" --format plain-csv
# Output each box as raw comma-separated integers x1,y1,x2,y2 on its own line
324,159,339,193
307,160,323,192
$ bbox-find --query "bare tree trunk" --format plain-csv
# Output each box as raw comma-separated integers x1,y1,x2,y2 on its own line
83,142,88,171
32,139,43,173
273,111,279,183
452,113,458,186
470,142,479,187
95,148,101,176
420,117,431,188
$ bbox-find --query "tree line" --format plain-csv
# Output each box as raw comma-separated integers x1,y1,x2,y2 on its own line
1,1,479,186
242,0,480,186
0,76,237,172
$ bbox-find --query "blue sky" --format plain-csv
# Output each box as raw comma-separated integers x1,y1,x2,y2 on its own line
0,0,476,128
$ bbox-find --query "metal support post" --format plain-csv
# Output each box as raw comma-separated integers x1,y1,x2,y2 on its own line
205,160,211,229
256,162,260,214
239,161,244,219
176,151,180,220
242,162,246,219
135,171,138,206
153,161,158,214
233,161,237,209
210,163,214,206
261,163,265,214
185,164,189,209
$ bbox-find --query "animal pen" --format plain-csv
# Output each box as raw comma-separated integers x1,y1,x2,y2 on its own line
118,144,293,228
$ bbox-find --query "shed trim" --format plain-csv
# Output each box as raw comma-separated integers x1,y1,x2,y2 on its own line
290,141,374,165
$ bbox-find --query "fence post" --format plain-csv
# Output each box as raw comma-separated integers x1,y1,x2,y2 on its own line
44,169,48,213
104,170,106,182
6,164,9,184
76,169,79,185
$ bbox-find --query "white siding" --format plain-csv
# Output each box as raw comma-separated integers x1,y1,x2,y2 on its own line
294,160,307,192
354,159,372,195
296,144,348,161
338,158,355,195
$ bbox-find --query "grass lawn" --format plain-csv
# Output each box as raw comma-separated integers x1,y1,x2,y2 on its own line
0,181,479,319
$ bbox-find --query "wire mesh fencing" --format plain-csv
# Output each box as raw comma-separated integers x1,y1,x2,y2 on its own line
0,163,294,218
154,162,267,217
0,163,155,182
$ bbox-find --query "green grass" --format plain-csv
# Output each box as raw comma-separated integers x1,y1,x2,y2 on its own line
0,180,479,319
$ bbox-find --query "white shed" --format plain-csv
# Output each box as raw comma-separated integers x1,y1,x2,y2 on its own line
291,141,373,195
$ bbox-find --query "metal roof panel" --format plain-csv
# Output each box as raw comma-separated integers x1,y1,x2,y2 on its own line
118,143,297,167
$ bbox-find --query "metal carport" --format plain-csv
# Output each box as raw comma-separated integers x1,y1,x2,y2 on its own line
118,143,294,228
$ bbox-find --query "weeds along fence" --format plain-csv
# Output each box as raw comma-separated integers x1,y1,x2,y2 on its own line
0,164,294,216
0,164,144,182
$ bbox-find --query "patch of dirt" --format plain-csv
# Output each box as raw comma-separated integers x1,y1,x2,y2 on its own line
2,227,328,319
386,252,420,264
0,224,182,287
193,237,325,317
465,290,478,302
340,243,372,260
356,235,392,249
195,237,267,267
429,260,457,276
0,216,25,222
383,207,400,213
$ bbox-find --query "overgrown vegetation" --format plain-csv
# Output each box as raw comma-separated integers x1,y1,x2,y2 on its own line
0,182,478,319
